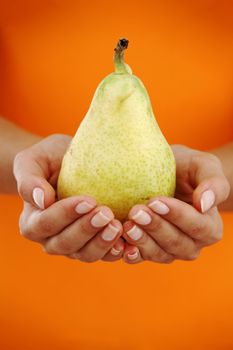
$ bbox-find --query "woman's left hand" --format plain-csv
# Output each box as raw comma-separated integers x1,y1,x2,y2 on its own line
122,145,230,264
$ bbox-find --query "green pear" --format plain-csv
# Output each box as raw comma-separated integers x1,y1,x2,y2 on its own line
57,38,176,221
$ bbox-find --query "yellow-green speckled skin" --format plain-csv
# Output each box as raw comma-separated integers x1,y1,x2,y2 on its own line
57,71,176,221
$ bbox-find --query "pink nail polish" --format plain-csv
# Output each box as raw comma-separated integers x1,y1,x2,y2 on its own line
91,211,111,228
201,190,215,213
101,224,119,241
148,200,169,215
111,247,121,256
32,187,44,210
75,201,95,214
128,250,139,261
126,225,143,241
132,210,151,225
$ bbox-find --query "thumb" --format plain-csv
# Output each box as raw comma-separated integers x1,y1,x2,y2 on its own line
13,149,56,209
192,153,230,213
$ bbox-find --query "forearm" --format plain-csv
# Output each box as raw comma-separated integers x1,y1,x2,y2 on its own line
211,142,233,210
0,117,42,193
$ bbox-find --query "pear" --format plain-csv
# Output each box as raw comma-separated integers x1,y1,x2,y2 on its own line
57,38,176,221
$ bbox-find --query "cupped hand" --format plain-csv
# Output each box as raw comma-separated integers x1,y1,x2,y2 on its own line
122,145,230,264
13,134,124,262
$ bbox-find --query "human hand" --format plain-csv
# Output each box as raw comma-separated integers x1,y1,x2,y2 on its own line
122,145,230,264
13,134,124,262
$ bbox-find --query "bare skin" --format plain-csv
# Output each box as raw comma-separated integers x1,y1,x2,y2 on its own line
1,117,232,263
0,117,41,193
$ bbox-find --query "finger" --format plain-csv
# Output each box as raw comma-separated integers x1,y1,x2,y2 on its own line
43,206,114,255
123,219,175,262
190,153,230,212
102,237,125,262
148,197,222,245
68,220,123,263
14,134,71,209
123,243,143,264
129,204,200,260
14,149,56,209
19,195,97,242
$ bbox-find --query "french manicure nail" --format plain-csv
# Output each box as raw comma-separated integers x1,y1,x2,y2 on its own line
148,200,169,215
111,247,121,256
101,224,120,241
32,187,44,210
128,250,139,261
127,225,143,241
201,190,215,213
75,201,95,214
132,210,151,225
91,211,111,228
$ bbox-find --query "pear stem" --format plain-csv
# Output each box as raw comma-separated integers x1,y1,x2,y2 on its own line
114,38,129,74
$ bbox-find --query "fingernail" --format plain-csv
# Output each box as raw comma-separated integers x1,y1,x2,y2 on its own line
91,211,112,228
111,247,121,256
101,224,120,241
75,201,95,214
148,200,169,215
132,210,151,225
32,187,44,210
128,250,139,261
201,190,215,213
126,225,143,241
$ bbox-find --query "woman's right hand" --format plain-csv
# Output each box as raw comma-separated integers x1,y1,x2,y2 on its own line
13,134,124,262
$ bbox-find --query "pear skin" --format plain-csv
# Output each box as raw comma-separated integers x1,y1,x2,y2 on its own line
57,38,176,221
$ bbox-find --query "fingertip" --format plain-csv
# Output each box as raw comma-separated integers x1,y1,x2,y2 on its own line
32,187,45,209
110,219,123,233
74,196,97,214
148,197,170,215
73,195,97,207
18,175,56,209
128,204,146,217
122,220,134,238
110,237,124,256
123,244,140,263
193,174,230,213
98,206,115,220
200,189,216,213
32,180,56,209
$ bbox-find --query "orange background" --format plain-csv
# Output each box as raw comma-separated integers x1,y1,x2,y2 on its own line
0,0,233,349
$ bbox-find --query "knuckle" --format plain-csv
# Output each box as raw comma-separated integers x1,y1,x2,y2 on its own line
190,221,206,239
79,253,98,263
19,214,33,240
165,234,183,250
79,221,95,239
148,248,174,264
36,214,54,236
14,150,25,166
183,249,200,261
204,220,223,245
55,236,74,254
206,153,222,165
43,246,57,255
159,254,174,264
194,152,221,165
211,230,223,244
223,179,231,200
98,238,113,250
68,252,81,260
